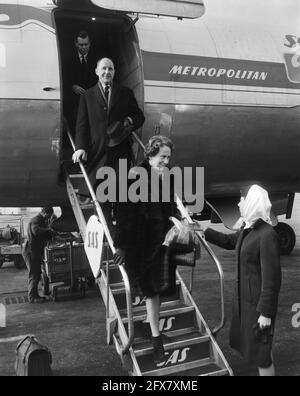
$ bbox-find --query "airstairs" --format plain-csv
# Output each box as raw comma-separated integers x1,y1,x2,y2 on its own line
64,130,233,376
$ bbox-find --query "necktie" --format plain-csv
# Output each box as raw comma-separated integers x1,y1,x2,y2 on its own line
80,55,87,83
104,85,110,103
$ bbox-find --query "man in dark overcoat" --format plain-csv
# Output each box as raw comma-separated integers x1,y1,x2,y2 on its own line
22,207,56,303
72,57,145,231
72,57,145,175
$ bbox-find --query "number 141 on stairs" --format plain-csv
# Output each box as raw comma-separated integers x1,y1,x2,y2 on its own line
84,215,104,279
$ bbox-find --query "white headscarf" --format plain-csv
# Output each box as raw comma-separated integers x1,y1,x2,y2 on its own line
233,185,273,230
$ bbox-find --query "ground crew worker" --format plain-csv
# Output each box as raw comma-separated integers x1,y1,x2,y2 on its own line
22,207,56,303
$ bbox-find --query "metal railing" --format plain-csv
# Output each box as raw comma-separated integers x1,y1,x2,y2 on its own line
66,130,134,355
132,132,225,336
175,198,225,335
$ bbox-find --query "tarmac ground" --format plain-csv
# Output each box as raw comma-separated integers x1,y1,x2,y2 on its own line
0,197,299,376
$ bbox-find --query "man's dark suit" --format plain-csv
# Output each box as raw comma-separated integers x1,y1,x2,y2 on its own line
75,83,145,181
64,51,99,135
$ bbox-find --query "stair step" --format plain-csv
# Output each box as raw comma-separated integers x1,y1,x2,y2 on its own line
69,174,84,179
80,204,94,210
113,282,181,312
123,306,196,339
68,175,91,197
133,330,205,352
150,360,228,377
140,358,214,376
63,161,81,175
137,338,212,376
119,299,185,320
102,264,124,284
201,369,230,376
82,209,95,222
124,303,193,322
110,278,181,294
101,259,115,267
109,282,126,293
167,364,229,376
135,334,210,356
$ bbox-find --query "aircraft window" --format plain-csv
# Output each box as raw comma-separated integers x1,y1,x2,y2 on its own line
0,24,59,99
0,44,6,68
0,14,10,22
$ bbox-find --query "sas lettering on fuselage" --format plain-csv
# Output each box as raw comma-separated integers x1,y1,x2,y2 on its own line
283,34,300,82
169,65,268,81
284,35,300,49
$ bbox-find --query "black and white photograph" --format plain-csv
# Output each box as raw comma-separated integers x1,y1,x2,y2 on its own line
0,0,299,378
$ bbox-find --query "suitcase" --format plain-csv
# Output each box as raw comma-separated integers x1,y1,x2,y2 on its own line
15,335,52,376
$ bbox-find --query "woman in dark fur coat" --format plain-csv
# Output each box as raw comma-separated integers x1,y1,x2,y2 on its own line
204,185,281,376
114,135,179,363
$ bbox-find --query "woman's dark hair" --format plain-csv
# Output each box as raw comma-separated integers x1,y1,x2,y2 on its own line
144,135,175,158
41,207,54,216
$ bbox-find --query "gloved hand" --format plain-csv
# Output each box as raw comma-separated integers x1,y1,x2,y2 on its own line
258,315,272,328
253,320,273,344
114,248,126,266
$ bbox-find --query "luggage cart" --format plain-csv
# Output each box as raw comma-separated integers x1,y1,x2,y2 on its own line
42,238,93,301
0,220,26,269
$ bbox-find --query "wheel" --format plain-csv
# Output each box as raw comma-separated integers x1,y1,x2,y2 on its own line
0,257,4,269
79,280,86,298
274,222,296,256
13,256,26,269
87,276,95,289
42,272,50,296
52,287,58,302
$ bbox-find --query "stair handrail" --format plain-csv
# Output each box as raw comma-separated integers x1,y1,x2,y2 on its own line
66,130,134,355
132,132,225,335
175,198,225,335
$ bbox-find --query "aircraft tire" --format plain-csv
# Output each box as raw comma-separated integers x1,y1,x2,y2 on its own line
42,273,50,296
52,287,58,302
13,256,26,269
0,256,4,269
274,222,296,256
79,283,86,299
